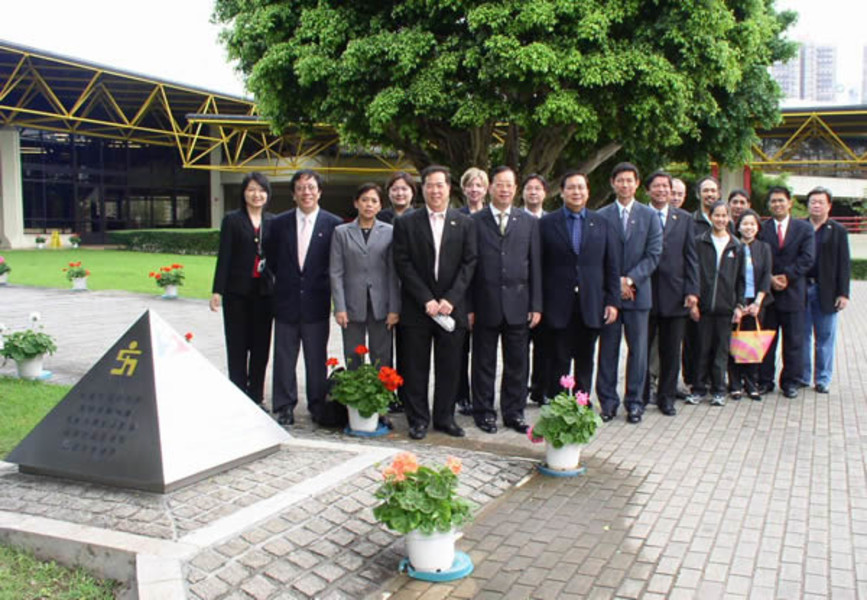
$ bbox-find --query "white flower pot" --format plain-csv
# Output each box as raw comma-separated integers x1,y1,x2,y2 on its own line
16,355,44,380
71,242,79,249
36,243,45,249
405,529,455,573
347,406,379,432
163,284,178,298
545,442,581,471
0,272,7,285
71,277,87,291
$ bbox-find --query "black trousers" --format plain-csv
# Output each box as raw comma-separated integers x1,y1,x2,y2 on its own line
646,314,686,407
272,319,329,418
550,296,599,397
760,306,806,390
472,321,530,423
222,290,273,404
400,322,466,429
529,324,552,402
457,333,471,402
694,314,732,396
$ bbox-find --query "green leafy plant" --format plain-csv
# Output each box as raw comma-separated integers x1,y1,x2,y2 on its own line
329,346,403,417
528,375,602,448
148,263,185,287
69,235,82,245
373,453,474,535
109,229,219,255
1,327,57,362
0,255,10,276
34,236,46,244
62,261,90,280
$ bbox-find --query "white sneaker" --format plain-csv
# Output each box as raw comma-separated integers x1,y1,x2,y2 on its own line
710,395,725,407
685,394,703,405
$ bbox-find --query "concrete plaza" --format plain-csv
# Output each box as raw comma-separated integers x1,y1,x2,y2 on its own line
1,281,866,598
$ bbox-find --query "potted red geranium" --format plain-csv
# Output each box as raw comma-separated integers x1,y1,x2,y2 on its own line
328,345,403,432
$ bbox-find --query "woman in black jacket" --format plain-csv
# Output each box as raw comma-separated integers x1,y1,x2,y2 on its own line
730,209,773,400
210,172,274,407
687,201,744,406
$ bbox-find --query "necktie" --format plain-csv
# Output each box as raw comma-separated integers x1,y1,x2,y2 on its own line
622,208,630,234
298,215,311,269
430,212,444,280
570,213,582,254
777,222,784,249
498,212,508,235
658,210,665,230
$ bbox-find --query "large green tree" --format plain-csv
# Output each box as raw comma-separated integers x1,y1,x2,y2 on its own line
213,0,795,181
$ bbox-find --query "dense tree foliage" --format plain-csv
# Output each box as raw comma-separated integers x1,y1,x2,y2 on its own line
214,0,796,181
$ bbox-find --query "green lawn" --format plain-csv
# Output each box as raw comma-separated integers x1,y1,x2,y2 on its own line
0,544,117,599
0,249,216,299
0,377,70,457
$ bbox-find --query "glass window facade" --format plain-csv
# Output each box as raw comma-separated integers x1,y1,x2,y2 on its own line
20,129,210,242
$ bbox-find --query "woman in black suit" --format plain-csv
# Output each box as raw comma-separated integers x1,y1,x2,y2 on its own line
730,209,773,400
210,172,274,406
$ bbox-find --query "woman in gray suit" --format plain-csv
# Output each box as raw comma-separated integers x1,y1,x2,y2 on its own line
330,183,401,369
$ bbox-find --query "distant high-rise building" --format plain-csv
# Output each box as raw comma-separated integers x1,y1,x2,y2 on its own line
770,42,837,104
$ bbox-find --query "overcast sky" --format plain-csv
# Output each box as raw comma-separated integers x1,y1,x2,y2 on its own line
0,0,863,101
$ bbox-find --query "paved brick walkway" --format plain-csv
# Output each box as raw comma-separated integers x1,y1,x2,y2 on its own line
2,282,866,598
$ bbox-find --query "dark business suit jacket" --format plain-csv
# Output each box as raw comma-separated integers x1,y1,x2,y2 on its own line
808,218,851,313
212,209,274,296
470,209,542,326
540,208,621,330
392,207,478,328
759,217,815,312
742,239,773,307
266,208,342,323
597,201,663,311
651,207,698,317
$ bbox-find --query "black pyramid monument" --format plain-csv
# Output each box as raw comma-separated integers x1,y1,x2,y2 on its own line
6,310,290,493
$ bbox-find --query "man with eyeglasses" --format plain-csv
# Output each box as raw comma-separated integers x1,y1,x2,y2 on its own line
802,186,850,394
392,165,478,440
266,169,342,426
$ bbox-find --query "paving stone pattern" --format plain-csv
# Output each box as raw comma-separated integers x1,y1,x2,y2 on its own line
185,447,534,599
0,448,352,539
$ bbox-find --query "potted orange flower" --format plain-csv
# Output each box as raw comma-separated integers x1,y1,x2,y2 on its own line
373,452,474,573
149,263,185,298
328,345,403,432
62,261,90,291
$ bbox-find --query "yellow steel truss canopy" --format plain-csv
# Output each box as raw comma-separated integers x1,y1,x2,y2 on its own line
752,106,867,172
2,41,864,175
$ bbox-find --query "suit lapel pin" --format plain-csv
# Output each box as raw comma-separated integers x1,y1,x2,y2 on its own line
450,220,456,226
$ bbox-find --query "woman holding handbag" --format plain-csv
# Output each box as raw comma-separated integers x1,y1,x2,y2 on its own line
210,172,275,407
730,209,773,400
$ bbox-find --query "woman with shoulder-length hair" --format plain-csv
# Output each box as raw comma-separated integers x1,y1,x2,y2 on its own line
330,183,401,369
378,172,417,224
210,171,275,407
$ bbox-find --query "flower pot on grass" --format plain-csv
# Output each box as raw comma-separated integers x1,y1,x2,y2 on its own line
0,255,10,284
71,277,87,291
150,264,185,298
15,355,44,380
163,284,179,298
0,272,7,285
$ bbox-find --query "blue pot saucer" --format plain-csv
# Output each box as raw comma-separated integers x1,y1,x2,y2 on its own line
399,551,474,581
343,422,390,437
537,463,587,477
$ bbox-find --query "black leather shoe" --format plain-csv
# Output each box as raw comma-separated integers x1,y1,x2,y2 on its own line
533,397,551,406
409,425,427,440
601,412,616,422
782,387,798,399
275,408,294,426
627,409,642,424
475,420,498,434
659,402,677,416
387,401,404,414
815,383,830,394
504,419,530,434
433,422,466,437
757,383,774,395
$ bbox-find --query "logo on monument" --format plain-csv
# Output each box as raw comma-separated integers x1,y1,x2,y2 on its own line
110,341,142,377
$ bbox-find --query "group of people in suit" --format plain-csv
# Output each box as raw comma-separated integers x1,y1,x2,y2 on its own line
209,163,851,438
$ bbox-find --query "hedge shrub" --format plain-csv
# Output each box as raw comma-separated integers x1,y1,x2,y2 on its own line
852,259,867,281
108,229,219,255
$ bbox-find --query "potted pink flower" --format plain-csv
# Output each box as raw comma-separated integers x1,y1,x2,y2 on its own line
527,374,602,471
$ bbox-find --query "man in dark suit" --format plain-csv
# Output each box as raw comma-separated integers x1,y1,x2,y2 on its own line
644,171,699,416
392,165,478,440
522,174,551,405
802,186,850,394
468,166,542,434
596,162,662,424
759,186,815,398
266,169,342,425
540,170,620,401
